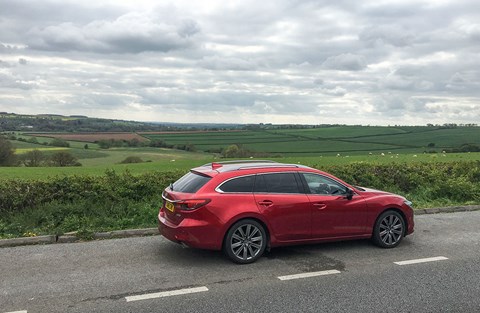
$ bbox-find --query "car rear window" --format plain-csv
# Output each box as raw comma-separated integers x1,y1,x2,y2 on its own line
172,171,212,193
217,175,255,193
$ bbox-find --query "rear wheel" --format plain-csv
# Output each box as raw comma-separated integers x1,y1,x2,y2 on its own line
373,210,405,248
224,219,267,264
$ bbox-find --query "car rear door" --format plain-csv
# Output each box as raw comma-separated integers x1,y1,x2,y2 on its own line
253,172,312,242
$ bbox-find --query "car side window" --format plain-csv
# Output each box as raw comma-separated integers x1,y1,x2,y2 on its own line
218,175,255,193
301,173,346,195
254,173,301,194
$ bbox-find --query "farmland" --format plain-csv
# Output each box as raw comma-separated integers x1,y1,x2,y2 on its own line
1,124,480,239
140,125,480,155
2,125,480,180
29,132,149,143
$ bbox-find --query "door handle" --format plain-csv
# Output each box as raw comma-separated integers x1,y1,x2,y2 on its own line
313,203,327,210
258,200,273,207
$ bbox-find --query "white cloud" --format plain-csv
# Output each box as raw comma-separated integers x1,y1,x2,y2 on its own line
0,0,479,125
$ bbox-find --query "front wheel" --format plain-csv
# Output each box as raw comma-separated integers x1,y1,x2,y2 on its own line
224,219,267,264
372,210,405,248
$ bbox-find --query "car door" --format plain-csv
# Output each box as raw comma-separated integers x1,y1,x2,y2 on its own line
253,172,312,242
300,172,368,238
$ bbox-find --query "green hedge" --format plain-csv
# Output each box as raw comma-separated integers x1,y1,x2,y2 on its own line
1,161,479,238
318,161,480,205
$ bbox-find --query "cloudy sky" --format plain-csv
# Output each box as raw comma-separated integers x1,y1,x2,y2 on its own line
1,0,479,125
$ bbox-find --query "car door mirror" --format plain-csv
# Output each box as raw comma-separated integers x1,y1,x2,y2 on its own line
345,188,354,200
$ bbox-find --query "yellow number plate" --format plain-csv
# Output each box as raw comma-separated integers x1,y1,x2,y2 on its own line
165,201,175,212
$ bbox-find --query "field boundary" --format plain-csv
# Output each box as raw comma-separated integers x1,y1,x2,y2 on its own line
1,205,479,248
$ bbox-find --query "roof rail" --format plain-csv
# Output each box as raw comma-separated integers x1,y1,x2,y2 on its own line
237,164,300,170
201,160,278,167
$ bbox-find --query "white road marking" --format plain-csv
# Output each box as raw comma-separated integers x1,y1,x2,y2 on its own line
125,286,209,302
278,269,341,281
5,311,28,313
394,256,449,266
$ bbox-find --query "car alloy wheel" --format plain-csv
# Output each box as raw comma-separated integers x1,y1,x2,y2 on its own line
373,210,405,248
224,219,267,264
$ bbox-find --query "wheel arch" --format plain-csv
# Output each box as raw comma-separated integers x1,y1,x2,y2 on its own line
222,216,272,249
375,207,409,237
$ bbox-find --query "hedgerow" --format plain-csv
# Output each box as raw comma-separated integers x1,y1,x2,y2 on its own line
0,161,479,238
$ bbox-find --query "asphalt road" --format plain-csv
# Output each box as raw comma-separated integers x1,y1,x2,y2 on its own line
1,211,480,313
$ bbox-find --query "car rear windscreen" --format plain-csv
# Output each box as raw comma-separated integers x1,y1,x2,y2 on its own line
172,171,212,193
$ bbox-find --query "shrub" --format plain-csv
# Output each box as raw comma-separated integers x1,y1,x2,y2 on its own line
21,149,45,167
49,138,70,147
0,135,16,166
50,151,81,167
119,156,143,164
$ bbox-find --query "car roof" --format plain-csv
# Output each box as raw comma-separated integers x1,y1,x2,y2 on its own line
192,160,312,176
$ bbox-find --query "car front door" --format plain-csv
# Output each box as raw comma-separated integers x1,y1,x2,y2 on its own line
300,172,368,239
253,172,312,242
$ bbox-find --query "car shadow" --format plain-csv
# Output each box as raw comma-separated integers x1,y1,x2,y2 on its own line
154,242,231,266
264,239,376,271
153,237,412,271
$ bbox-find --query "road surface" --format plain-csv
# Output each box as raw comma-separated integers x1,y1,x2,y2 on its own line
1,211,480,312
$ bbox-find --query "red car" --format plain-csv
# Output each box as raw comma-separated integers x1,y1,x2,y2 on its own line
158,161,414,263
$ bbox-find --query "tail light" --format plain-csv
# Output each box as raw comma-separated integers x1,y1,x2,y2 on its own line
175,199,211,211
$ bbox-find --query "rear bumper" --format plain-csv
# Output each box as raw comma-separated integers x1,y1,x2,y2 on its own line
158,212,222,250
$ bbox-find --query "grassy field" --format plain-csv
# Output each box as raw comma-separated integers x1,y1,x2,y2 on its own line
141,126,480,155
3,125,479,180
2,149,480,180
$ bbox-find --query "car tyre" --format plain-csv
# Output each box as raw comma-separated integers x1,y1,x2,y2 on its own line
224,219,267,264
373,210,405,248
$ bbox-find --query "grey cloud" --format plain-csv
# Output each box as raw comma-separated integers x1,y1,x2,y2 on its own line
26,12,201,54
18,58,27,65
0,60,12,67
359,25,415,47
0,43,24,53
1,0,480,125
321,53,367,71
198,55,256,71
0,72,36,90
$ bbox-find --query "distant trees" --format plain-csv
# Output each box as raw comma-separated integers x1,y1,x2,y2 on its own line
50,138,70,147
0,113,191,132
97,139,145,149
221,144,254,158
21,149,45,167
119,156,143,164
149,139,174,148
0,135,16,166
27,137,39,144
174,144,197,152
445,144,480,153
50,151,81,167
19,149,81,167
223,144,241,158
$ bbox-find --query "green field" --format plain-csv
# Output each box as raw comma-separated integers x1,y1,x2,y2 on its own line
142,126,480,155
2,149,480,180
3,125,480,180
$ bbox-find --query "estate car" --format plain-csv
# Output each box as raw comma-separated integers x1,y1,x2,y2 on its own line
158,161,414,263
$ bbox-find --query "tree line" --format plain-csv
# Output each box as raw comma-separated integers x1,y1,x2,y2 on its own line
0,135,80,167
